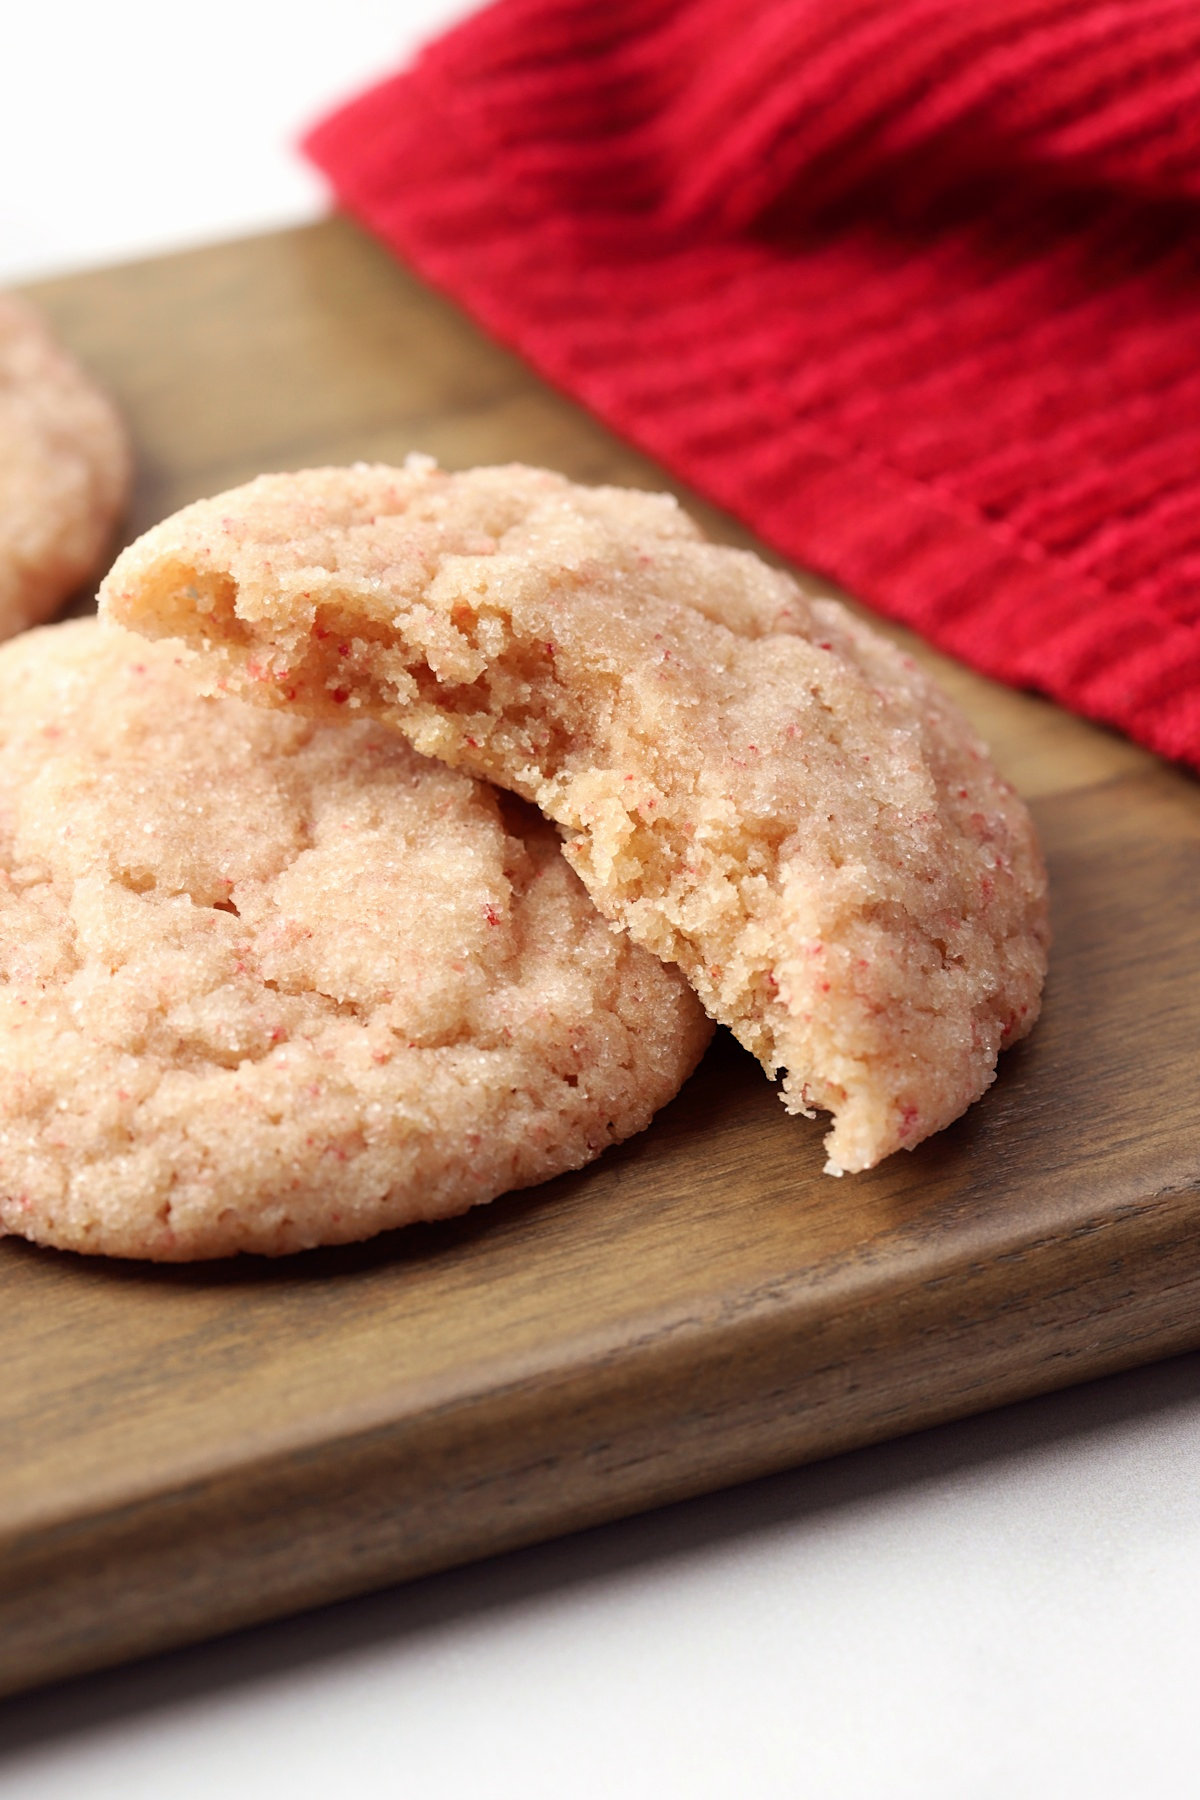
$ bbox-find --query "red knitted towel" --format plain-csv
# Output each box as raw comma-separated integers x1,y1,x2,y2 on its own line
304,0,1200,772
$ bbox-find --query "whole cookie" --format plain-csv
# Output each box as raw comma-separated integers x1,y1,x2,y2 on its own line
100,460,1049,1175
0,294,130,640
0,619,711,1260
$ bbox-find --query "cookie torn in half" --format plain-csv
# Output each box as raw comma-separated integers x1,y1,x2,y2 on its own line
0,618,711,1259
100,461,1049,1175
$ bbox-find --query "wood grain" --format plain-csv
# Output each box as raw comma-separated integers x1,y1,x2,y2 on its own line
3,219,1197,1696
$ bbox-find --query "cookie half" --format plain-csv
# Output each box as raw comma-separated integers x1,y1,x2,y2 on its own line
0,294,130,641
100,461,1049,1175
0,619,711,1260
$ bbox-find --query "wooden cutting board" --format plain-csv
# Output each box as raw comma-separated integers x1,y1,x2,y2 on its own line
4,219,1199,1697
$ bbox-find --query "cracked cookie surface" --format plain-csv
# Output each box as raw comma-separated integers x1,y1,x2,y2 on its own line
0,295,130,640
100,460,1049,1174
0,618,711,1259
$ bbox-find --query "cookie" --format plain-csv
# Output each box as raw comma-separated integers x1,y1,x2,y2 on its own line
99,460,1049,1175
0,294,130,641
0,618,711,1260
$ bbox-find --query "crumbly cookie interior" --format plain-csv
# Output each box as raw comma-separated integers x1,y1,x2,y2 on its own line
101,461,1049,1174
0,619,710,1258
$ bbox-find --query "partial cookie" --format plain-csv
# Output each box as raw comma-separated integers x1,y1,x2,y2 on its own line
100,460,1049,1175
0,618,711,1260
0,294,131,641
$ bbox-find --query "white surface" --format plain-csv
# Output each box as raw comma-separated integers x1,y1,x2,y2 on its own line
5,7,1200,1796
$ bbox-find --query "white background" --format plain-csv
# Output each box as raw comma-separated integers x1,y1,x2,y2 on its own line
4,5,1200,1795
0,1,478,285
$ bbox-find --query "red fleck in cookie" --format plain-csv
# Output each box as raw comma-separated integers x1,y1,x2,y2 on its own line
100,460,1049,1175
0,294,130,640
0,618,711,1260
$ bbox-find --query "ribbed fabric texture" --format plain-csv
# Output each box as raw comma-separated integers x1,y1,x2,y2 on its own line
305,0,1200,771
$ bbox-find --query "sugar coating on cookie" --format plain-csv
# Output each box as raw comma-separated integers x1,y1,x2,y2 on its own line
0,618,711,1260
0,294,130,641
100,461,1050,1175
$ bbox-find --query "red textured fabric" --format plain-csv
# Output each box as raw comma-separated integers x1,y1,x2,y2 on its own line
304,0,1200,771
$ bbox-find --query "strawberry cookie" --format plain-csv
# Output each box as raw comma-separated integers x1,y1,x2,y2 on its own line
0,294,129,640
0,618,710,1259
100,460,1049,1175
